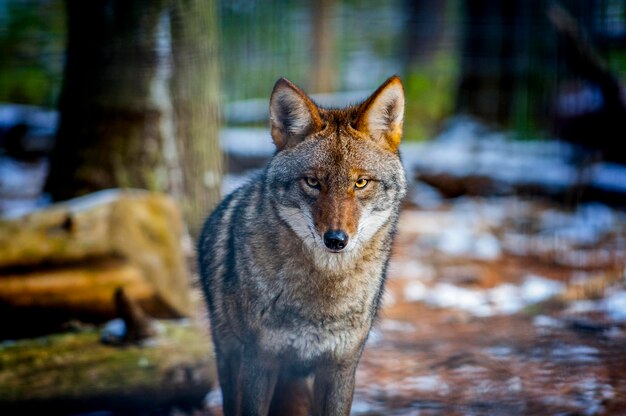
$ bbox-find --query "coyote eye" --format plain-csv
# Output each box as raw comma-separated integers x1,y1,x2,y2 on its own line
355,178,369,189
305,177,320,188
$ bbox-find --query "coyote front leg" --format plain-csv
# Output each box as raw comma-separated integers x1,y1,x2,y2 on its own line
215,346,243,416
217,346,279,416
313,359,359,416
240,352,279,416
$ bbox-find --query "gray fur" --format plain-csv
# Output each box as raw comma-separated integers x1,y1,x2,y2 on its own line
198,76,407,416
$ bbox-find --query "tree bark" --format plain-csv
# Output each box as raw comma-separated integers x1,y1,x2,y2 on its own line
310,0,337,93
170,0,222,237
45,0,170,200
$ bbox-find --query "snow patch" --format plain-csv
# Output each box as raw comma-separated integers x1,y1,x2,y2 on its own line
379,320,415,332
204,388,223,408
414,275,564,317
520,274,565,303
567,290,626,323
539,203,617,247
590,162,626,193
603,290,626,321
423,283,493,317
0,156,49,218
548,344,600,364
533,315,563,328
390,259,436,281
404,281,428,302
409,181,444,210
485,346,514,358
406,374,450,394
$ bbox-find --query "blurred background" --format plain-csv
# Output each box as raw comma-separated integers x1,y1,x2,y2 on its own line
1,0,625,415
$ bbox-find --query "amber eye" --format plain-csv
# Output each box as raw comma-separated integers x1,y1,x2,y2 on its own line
305,177,320,188
355,178,369,189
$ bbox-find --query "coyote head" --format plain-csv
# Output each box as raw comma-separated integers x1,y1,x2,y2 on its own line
266,76,407,269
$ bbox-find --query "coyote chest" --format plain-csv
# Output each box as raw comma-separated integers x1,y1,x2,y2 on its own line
256,266,382,360
259,318,365,361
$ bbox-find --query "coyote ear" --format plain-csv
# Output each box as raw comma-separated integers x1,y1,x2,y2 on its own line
270,78,323,151
356,76,404,153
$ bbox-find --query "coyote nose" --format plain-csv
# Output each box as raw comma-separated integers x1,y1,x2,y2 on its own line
323,230,349,251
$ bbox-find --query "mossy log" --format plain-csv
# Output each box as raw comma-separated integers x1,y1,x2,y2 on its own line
0,189,192,337
0,321,216,414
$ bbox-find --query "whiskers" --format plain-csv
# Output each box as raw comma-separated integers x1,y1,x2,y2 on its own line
277,204,392,273
353,208,391,246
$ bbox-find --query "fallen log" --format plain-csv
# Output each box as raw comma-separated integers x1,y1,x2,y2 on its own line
0,320,216,414
0,260,155,314
0,189,192,338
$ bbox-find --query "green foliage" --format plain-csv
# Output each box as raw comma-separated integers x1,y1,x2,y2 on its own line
0,67,51,104
0,0,65,106
607,49,626,79
403,51,458,141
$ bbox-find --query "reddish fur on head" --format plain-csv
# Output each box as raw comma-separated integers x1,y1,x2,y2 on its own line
355,76,404,153
270,75,404,153
313,187,360,237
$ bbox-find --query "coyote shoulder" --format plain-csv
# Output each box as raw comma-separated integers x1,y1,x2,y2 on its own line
198,76,407,416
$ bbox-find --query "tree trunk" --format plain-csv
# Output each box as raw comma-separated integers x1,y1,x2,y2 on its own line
455,0,556,130
45,0,170,200
310,0,337,93
170,0,222,237
45,0,223,236
402,0,447,67
547,3,626,164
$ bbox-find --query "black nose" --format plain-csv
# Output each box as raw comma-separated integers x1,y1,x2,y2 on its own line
323,230,349,251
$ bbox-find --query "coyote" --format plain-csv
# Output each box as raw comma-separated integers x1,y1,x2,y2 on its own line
198,76,407,415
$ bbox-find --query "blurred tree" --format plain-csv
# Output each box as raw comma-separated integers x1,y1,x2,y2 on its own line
0,0,65,106
455,0,556,133
45,0,168,200
311,0,337,93
45,0,221,236
402,0,447,67
401,0,458,140
455,0,626,141
548,3,626,164
170,0,222,236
